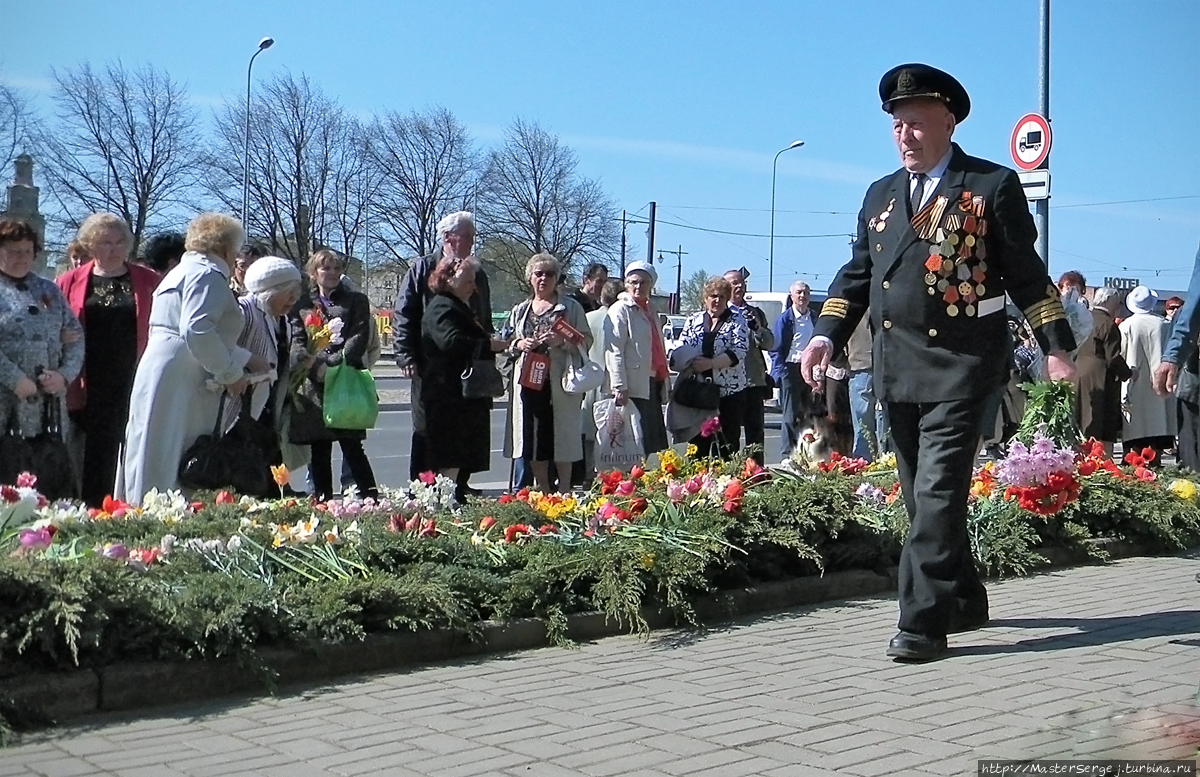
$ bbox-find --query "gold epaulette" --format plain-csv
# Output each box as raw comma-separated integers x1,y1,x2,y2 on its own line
1023,285,1068,329
820,298,850,319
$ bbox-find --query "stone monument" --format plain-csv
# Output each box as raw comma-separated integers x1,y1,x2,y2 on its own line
3,154,48,273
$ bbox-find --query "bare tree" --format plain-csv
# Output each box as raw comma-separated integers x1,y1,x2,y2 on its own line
205,72,370,264
33,62,202,255
477,118,619,287
367,107,479,267
0,82,32,172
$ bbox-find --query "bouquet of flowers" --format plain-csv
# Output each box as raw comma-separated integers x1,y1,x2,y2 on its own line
290,308,344,400
995,431,1081,515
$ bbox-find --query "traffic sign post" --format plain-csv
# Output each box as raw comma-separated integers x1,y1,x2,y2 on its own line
1010,113,1052,171
1017,169,1050,201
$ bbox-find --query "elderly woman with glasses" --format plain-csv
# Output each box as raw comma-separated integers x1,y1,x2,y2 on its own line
56,212,162,506
502,253,591,493
673,276,750,458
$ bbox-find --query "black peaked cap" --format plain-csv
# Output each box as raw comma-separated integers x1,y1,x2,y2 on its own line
879,63,970,123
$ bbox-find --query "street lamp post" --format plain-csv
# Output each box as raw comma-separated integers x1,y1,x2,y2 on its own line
769,140,804,293
242,36,274,227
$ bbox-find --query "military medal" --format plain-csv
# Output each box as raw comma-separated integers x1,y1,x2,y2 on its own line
947,304,959,317
964,304,976,317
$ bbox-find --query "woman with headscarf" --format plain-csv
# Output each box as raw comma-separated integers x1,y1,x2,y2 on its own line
1119,285,1175,460
220,257,304,495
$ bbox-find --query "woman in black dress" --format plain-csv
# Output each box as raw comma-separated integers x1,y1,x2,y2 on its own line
420,255,508,483
56,213,161,505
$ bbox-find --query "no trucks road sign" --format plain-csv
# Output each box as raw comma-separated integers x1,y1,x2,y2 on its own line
1011,113,1052,171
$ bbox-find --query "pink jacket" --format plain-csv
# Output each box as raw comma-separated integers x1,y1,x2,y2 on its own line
56,261,161,412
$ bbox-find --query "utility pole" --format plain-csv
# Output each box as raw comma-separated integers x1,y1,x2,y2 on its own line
620,209,627,277
645,201,656,265
1036,0,1050,270
657,244,687,315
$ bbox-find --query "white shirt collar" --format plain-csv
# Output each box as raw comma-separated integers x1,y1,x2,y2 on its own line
910,146,954,209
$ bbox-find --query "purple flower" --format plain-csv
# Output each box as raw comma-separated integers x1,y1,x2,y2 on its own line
854,483,886,505
18,527,52,551
99,543,129,560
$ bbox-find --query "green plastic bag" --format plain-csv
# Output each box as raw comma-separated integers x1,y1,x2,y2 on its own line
322,363,379,430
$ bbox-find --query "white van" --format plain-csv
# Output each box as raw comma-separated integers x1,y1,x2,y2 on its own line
744,289,828,407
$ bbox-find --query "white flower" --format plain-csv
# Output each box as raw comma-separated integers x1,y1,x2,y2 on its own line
322,526,341,545
328,317,345,344
226,534,243,553
294,518,320,544
160,534,177,556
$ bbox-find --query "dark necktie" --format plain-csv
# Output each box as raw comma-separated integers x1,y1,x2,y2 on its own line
910,173,928,216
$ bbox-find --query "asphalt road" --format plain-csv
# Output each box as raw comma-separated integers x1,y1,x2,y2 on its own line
318,402,786,496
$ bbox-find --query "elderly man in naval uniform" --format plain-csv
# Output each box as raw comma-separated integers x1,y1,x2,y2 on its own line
801,64,1077,661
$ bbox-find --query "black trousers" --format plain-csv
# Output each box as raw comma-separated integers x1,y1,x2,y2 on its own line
887,398,989,638
691,389,747,459
739,385,767,462
1178,398,1200,472
311,439,378,501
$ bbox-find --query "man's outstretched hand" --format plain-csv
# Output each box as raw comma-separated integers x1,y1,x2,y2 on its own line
1153,361,1178,397
799,340,832,390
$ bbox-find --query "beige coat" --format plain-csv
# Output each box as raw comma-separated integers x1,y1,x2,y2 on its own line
1119,312,1176,440
604,293,665,401
503,296,591,461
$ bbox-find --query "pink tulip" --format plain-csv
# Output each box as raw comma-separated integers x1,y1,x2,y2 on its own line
18,527,52,551
666,481,686,504
615,480,636,497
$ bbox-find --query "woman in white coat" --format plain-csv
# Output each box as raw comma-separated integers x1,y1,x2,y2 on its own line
604,261,670,456
502,253,591,493
1119,285,1176,459
116,213,268,504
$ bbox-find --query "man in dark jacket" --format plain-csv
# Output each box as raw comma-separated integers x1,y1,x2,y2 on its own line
801,64,1076,662
393,211,493,483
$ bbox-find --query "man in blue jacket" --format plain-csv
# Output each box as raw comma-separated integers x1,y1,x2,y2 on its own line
1153,239,1200,470
769,280,816,457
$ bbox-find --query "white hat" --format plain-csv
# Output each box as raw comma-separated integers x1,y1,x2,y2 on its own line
245,256,302,294
624,260,658,286
1125,285,1158,315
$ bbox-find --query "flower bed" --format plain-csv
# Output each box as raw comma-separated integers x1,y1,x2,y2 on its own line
2,432,1200,741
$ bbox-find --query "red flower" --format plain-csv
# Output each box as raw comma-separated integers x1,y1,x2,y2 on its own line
215,491,234,505
387,514,405,532
419,518,437,537
629,497,648,515
615,479,636,497
1136,467,1157,482
630,465,645,479
189,501,205,512
599,471,623,495
538,524,557,534
724,480,745,501
418,471,436,485
404,515,420,532
722,498,742,514
498,493,514,504
15,472,37,488
504,524,530,543
742,459,764,479
0,486,18,503
479,516,496,531
304,310,323,328
1078,459,1098,476
516,488,531,502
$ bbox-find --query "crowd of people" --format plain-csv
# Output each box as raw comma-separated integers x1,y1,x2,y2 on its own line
0,209,1195,513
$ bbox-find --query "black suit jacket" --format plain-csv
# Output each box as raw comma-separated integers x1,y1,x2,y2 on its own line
814,144,1075,403
392,253,493,371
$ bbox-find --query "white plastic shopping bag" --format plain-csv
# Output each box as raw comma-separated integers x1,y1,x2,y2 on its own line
593,398,645,472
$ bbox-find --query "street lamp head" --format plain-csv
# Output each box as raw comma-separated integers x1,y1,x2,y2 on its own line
258,37,274,50
788,140,805,150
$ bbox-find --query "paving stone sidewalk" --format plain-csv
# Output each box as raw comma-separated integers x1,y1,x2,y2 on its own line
4,554,1199,777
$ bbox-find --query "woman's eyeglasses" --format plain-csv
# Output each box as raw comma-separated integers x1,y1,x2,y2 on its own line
532,269,557,278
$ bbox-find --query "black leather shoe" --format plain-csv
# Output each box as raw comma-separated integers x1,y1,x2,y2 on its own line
886,631,947,662
947,610,989,634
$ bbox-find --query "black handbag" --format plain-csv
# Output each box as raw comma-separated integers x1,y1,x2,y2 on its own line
28,396,76,500
461,343,505,399
179,394,274,496
0,410,33,488
673,375,721,410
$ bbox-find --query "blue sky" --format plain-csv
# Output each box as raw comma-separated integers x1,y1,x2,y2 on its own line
5,0,1199,293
